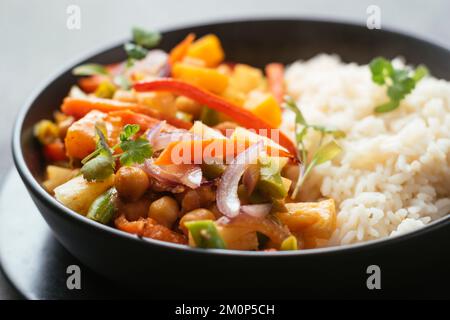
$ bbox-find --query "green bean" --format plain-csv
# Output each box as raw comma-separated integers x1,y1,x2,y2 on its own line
87,187,117,224
185,220,226,249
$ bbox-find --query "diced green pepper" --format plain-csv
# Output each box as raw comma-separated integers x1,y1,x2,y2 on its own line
200,106,220,126
201,162,226,180
256,156,288,199
237,184,269,204
281,235,298,251
185,220,226,249
87,188,117,224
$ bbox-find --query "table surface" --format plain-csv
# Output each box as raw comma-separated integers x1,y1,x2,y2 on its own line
1,0,449,300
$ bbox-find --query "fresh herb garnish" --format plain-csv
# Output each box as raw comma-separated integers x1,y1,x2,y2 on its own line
284,97,344,199
132,27,161,49
370,57,428,113
124,43,148,61
80,124,152,181
72,63,109,76
72,27,162,90
124,27,161,67
81,125,115,181
118,124,152,165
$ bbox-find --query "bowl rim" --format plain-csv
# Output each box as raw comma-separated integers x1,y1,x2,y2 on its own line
12,17,450,257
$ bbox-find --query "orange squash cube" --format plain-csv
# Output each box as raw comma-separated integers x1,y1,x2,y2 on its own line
244,92,282,128
172,63,229,94
186,34,225,67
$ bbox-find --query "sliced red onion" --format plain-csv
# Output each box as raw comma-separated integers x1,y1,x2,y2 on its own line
215,216,231,225
142,160,202,189
216,141,264,218
146,120,166,145
179,166,203,189
152,131,201,151
126,49,168,78
159,62,171,77
241,204,272,218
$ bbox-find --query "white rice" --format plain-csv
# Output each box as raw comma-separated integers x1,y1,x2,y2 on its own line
284,54,450,246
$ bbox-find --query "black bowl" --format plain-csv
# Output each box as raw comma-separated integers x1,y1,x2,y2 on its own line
12,18,450,298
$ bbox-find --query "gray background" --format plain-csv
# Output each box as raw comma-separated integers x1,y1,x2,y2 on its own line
0,0,449,299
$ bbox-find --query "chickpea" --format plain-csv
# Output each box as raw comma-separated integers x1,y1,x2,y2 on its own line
115,166,149,201
117,197,152,221
181,189,201,213
148,196,179,228
208,203,223,219
179,208,216,235
181,186,215,213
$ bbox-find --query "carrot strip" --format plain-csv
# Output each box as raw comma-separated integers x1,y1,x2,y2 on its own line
154,138,291,165
134,79,298,158
265,63,285,104
78,63,124,93
108,110,179,132
168,33,196,66
61,97,192,129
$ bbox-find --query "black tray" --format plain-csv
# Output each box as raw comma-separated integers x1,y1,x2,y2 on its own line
0,170,136,299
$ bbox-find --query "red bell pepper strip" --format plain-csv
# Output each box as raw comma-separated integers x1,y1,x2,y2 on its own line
44,141,68,162
133,79,298,158
61,97,192,129
265,63,285,104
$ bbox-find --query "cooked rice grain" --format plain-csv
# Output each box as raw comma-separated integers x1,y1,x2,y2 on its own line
284,54,450,246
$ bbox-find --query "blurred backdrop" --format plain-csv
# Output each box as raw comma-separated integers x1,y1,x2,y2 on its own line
0,0,449,299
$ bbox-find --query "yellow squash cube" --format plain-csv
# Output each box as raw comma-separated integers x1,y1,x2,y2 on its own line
276,199,336,248
230,64,265,94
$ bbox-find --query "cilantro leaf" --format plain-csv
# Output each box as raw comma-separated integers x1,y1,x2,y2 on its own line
370,57,429,113
132,27,161,49
120,124,140,141
124,43,148,60
119,137,152,166
374,100,399,113
116,124,153,166
413,65,429,82
80,124,153,181
312,140,342,165
283,97,344,199
369,57,394,84
284,96,307,126
123,27,161,69
72,64,109,76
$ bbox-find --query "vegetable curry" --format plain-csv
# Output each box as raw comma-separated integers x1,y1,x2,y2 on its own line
35,27,344,251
